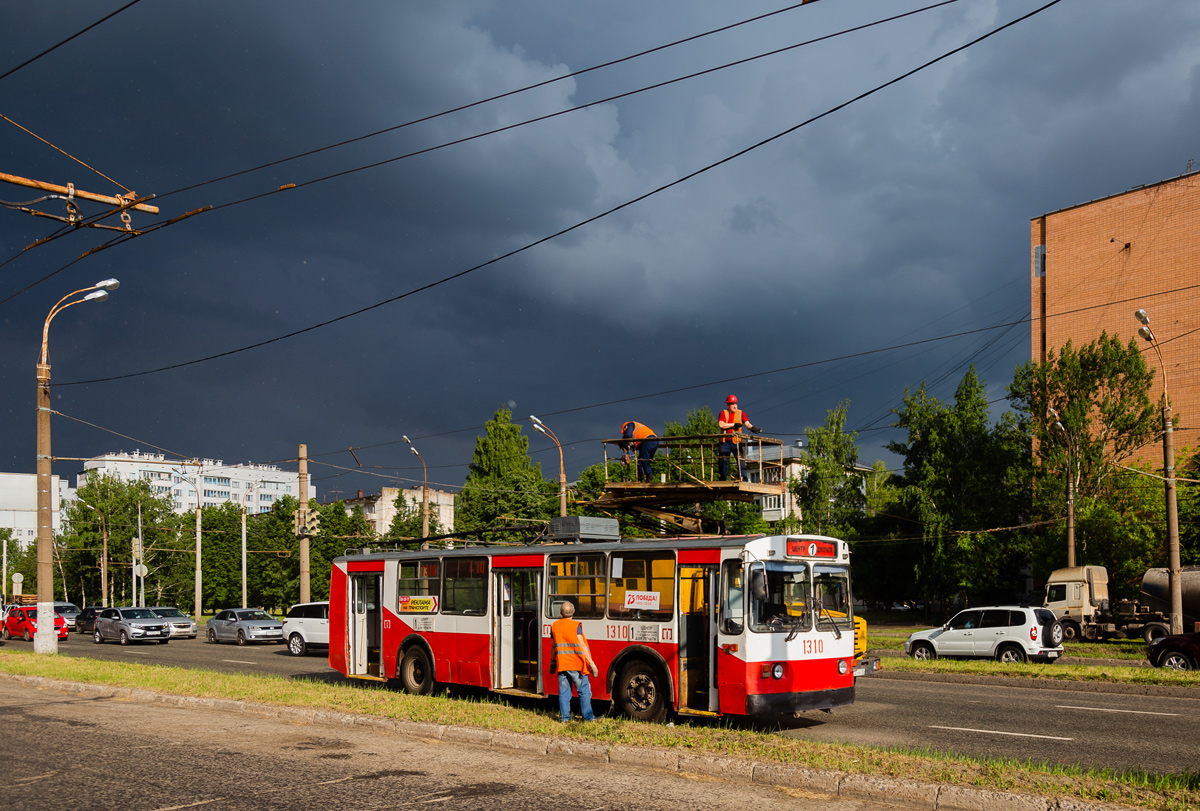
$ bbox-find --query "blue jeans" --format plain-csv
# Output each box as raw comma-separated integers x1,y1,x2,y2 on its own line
557,670,594,722
637,439,659,481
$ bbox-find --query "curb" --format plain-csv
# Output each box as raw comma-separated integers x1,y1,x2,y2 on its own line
3,673,1141,811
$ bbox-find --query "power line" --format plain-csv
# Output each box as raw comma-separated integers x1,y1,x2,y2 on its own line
0,0,145,82
1,0,958,289
57,0,1063,387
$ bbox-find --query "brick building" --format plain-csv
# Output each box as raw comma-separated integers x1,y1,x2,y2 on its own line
1031,170,1200,465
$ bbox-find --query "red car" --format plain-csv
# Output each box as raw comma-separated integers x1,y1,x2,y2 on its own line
2,606,68,641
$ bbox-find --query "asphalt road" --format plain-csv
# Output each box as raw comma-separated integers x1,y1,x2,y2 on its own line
6,632,1199,775
0,679,903,811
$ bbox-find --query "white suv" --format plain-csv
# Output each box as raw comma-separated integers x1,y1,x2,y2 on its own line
905,605,1064,663
283,601,329,656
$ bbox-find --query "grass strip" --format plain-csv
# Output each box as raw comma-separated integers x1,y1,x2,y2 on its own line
1,650,1196,810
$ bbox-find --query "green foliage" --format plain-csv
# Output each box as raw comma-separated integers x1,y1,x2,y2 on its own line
793,400,864,538
455,408,555,532
59,473,182,609
1009,333,1164,586
887,367,1032,606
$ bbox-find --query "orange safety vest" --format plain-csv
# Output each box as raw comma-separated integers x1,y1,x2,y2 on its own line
719,408,748,444
621,421,656,441
551,617,589,673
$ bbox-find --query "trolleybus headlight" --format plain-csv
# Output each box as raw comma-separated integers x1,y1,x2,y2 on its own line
771,663,784,680
837,659,848,675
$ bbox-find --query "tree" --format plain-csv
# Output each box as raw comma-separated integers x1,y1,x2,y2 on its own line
59,473,181,608
793,400,864,538
455,408,555,532
887,367,1032,607
1009,333,1157,504
1009,333,1162,585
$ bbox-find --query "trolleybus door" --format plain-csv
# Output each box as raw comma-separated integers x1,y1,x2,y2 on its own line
493,568,541,692
349,572,383,679
679,564,717,712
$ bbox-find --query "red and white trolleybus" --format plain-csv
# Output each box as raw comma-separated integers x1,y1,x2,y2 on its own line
329,529,874,721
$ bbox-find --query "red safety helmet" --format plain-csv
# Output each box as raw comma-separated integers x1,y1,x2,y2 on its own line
726,394,738,405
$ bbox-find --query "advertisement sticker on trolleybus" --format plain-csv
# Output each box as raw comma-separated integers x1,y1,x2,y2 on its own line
397,596,438,613
624,590,660,610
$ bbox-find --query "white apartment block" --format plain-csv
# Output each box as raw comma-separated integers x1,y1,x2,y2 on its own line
336,486,456,536
77,452,315,515
0,472,70,548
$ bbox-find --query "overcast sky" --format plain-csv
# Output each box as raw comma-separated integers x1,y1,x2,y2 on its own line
2,0,1197,502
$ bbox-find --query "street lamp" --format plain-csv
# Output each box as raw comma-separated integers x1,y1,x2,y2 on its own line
36,278,119,654
172,467,203,618
1048,408,1075,568
79,500,110,607
402,436,429,547
240,479,265,608
1134,308,1183,636
530,416,567,517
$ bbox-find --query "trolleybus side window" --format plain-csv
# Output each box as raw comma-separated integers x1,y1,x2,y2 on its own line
397,559,440,613
721,560,744,634
748,562,812,633
547,553,606,619
608,552,674,620
442,557,488,615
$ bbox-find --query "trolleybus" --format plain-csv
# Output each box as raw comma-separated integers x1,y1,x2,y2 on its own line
329,530,875,721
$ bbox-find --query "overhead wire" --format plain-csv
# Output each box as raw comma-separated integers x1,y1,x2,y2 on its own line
1,0,961,287
56,0,1067,388
0,0,145,83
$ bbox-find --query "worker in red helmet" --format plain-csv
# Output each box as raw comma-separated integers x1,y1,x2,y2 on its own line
718,394,760,481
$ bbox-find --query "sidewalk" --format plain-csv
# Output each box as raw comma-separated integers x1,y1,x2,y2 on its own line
0,672,1143,811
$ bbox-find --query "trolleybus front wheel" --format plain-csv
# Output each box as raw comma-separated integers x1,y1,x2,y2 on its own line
615,660,667,722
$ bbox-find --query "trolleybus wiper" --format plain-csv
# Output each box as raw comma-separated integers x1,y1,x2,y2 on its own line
812,599,843,640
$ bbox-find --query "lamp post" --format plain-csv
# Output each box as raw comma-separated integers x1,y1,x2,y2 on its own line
402,436,429,547
171,467,203,618
240,479,264,608
1048,408,1075,568
530,416,567,517
1134,308,1183,636
35,278,120,654
79,500,110,607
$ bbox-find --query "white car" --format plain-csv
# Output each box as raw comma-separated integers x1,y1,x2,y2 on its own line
283,601,329,656
905,605,1064,664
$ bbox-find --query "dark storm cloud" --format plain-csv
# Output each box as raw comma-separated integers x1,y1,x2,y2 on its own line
2,0,1198,496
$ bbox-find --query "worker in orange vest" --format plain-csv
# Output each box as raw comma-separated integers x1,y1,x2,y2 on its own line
718,394,760,481
550,601,598,723
620,421,660,482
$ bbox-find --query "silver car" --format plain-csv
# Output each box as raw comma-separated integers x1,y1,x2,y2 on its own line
53,601,82,631
149,606,199,639
905,605,1064,664
93,607,171,645
206,609,284,646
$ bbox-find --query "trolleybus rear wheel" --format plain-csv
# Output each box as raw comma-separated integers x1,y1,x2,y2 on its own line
616,660,667,722
399,646,435,695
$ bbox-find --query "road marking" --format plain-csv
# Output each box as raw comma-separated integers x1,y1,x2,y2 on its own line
1056,705,1179,716
929,726,1072,741
222,659,257,665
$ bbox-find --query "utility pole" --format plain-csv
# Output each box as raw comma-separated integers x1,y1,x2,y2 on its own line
298,444,310,604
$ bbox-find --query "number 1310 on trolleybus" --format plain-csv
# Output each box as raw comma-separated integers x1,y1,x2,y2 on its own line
329,530,878,721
